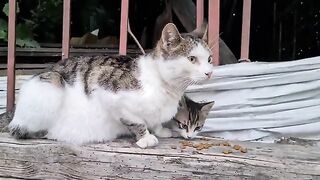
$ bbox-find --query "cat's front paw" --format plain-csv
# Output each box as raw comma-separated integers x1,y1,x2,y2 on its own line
136,133,159,148
154,127,172,138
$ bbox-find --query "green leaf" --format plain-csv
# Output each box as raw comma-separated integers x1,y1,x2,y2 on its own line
0,30,7,40
3,2,20,17
16,38,40,48
15,23,40,48
3,3,9,16
16,23,33,39
0,19,8,40
0,19,8,30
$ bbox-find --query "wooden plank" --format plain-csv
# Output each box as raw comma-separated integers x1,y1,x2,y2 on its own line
119,0,129,55
7,0,17,112
0,47,147,57
0,134,319,179
0,64,51,69
240,0,252,61
62,0,71,59
196,0,204,28
208,0,220,66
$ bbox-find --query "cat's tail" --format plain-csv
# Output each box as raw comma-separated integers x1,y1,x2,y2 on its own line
0,108,47,139
0,108,15,133
9,126,48,139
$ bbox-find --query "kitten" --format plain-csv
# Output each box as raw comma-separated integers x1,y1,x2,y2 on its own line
169,95,214,139
8,23,213,148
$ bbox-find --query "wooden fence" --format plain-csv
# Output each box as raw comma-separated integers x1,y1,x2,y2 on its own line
5,0,252,112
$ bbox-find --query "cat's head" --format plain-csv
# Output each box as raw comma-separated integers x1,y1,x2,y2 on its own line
173,95,214,139
154,23,213,85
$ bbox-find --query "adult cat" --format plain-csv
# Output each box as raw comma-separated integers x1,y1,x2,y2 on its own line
8,23,213,148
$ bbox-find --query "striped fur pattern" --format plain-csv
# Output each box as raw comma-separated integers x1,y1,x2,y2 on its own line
172,95,214,139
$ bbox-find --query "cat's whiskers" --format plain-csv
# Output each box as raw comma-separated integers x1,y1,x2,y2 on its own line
172,77,196,93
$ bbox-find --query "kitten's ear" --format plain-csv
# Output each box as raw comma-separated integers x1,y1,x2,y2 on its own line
200,101,215,113
161,23,182,49
189,21,208,42
178,95,188,109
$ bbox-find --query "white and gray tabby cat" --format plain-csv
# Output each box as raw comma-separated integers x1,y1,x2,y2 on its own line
8,23,213,148
167,95,214,139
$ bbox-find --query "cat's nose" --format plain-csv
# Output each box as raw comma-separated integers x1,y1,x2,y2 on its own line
205,71,212,78
186,135,192,139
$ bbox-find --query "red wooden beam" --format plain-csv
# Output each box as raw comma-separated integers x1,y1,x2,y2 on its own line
119,0,129,55
7,0,17,112
240,0,252,62
196,0,204,28
208,0,220,65
62,0,71,59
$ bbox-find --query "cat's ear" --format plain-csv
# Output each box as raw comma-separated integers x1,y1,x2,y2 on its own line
189,21,208,42
200,101,215,113
161,23,182,49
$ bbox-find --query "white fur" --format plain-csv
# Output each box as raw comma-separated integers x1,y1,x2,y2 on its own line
9,42,212,148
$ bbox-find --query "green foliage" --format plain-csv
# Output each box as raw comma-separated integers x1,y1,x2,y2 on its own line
2,2,20,16
0,19,7,40
28,0,63,42
0,1,40,48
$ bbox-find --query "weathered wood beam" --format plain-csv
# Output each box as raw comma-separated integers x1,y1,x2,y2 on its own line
0,134,319,179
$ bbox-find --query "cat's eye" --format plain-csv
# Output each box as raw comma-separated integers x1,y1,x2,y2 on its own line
194,126,202,131
188,56,197,63
208,56,213,64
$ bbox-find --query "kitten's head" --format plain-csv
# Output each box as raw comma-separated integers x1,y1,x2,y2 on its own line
154,23,213,84
173,95,214,139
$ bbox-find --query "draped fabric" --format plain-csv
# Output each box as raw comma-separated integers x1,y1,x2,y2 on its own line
187,56,320,142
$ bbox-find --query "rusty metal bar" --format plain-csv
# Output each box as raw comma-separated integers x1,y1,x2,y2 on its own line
240,0,252,61
119,0,129,55
196,0,204,28
208,0,220,65
7,0,17,112
62,0,71,59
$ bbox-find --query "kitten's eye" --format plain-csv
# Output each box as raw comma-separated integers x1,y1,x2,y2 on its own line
208,56,213,64
182,124,188,129
194,126,202,131
188,56,197,63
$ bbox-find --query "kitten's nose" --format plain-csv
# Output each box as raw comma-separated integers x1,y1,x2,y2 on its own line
186,135,192,139
205,71,212,78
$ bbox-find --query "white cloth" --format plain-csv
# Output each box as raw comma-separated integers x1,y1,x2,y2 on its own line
187,56,320,142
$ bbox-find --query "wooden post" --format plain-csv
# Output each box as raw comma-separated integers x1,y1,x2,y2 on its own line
196,0,204,28
239,0,252,62
62,0,71,59
7,0,16,112
208,0,220,65
119,0,129,55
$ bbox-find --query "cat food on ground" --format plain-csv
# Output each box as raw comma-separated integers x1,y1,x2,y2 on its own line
178,140,248,154
179,140,214,150
222,142,231,146
171,145,177,149
222,149,233,154
233,145,242,150
240,147,248,153
180,140,193,147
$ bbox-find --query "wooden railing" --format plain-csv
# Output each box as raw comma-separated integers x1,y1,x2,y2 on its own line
6,0,252,112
